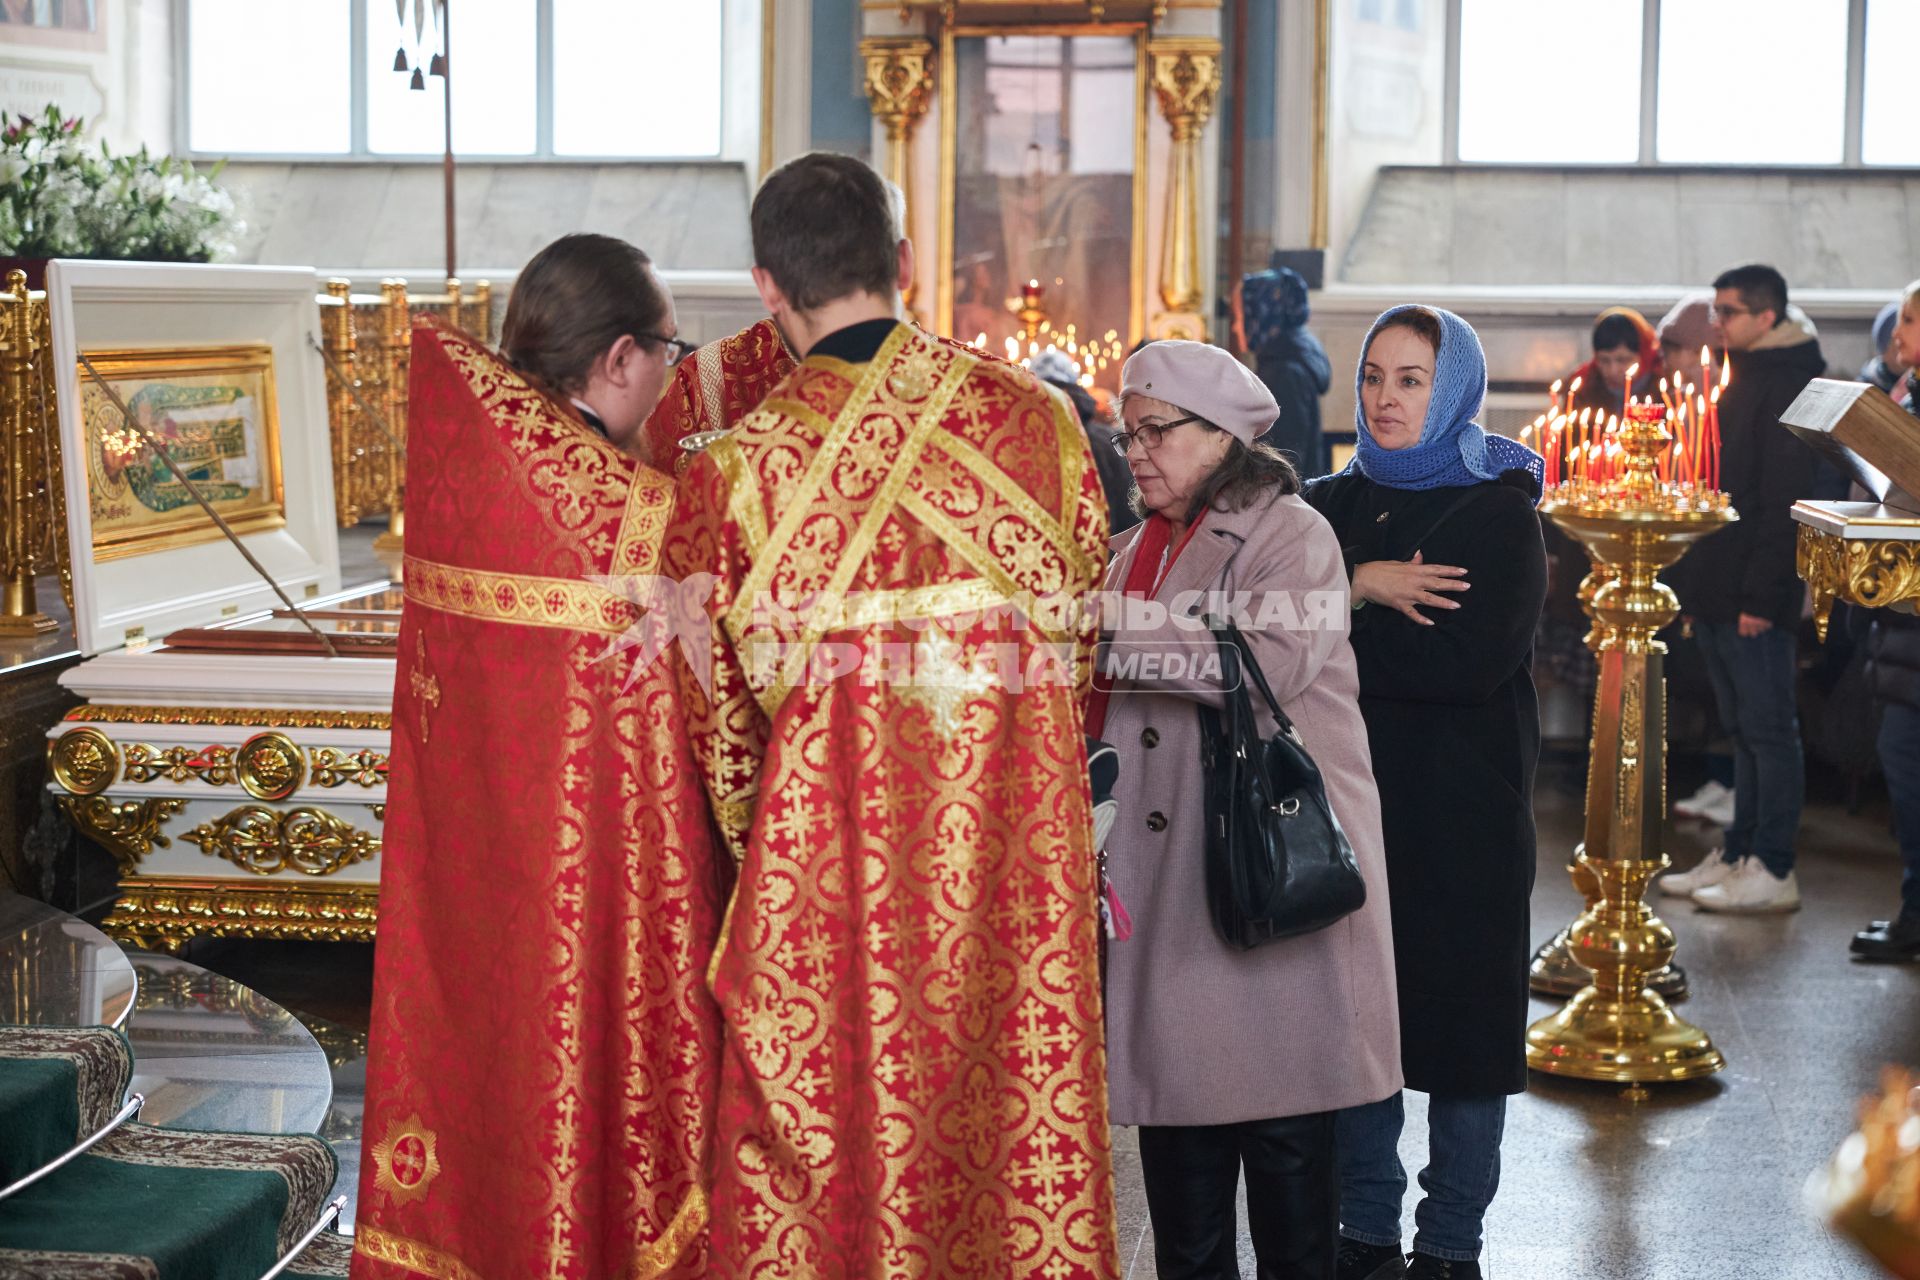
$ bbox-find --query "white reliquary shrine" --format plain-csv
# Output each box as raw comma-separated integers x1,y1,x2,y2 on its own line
40,261,396,951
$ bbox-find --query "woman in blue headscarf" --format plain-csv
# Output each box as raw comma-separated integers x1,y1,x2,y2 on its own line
1301,305,1546,1280
1240,262,1333,477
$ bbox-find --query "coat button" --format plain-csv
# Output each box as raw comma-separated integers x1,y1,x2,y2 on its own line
1141,728,1159,748
1146,811,1167,832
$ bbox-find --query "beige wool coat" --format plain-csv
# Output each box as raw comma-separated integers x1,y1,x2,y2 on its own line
1097,488,1403,1126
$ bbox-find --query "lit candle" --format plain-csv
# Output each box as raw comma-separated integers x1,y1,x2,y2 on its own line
1707,386,1722,490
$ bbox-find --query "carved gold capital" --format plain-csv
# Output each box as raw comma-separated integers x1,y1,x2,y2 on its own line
60,796,186,873
860,38,935,142
1798,525,1920,643
1148,40,1222,142
181,805,382,878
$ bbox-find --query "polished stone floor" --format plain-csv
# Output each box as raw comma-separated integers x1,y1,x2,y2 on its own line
168,753,1920,1278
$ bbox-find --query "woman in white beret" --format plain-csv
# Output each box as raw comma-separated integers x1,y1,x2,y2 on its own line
1089,339,1402,1279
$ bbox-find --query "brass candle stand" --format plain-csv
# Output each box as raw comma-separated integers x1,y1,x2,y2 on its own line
1529,557,1688,1002
1524,404,1733,1084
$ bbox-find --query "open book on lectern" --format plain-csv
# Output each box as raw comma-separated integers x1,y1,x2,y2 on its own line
1778,378,1920,515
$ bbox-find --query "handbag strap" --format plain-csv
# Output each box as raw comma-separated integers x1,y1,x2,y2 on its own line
1205,617,1296,735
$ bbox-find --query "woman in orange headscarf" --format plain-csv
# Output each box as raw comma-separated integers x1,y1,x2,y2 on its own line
1567,306,1663,418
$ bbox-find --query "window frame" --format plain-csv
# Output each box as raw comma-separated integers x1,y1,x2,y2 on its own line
1443,0,1876,167
174,0,739,164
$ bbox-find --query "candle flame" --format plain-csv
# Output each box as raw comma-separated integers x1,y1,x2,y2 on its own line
1626,363,1640,384
1718,360,1731,390
1701,345,1712,367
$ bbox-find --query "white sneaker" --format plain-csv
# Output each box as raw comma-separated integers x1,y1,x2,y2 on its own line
1674,780,1732,819
1692,860,1802,914
1659,850,1739,897
1697,791,1736,827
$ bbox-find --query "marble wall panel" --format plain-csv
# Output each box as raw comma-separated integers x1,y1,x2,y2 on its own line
1339,168,1455,285
1345,167,1917,290
1564,174,1679,285
670,169,755,270
468,166,596,271
1451,171,1566,286
216,162,753,275
1789,178,1910,291
1676,199,1796,287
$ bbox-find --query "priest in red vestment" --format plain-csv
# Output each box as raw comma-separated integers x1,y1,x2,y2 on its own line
639,317,797,476
664,152,1119,1278
354,236,724,1280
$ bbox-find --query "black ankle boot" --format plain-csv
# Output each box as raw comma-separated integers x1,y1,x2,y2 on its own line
1852,914,1920,962
1336,1238,1406,1280
1405,1255,1481,1279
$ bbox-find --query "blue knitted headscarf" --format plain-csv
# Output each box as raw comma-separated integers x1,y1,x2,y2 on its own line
1346,305,1543,496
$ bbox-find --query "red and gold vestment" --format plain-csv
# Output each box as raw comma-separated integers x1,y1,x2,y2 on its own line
641,318,797,477
663,321,1119,1278
353,321,724,1280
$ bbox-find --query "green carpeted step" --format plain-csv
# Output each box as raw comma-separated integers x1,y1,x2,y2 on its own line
0,1025,133,1186
0,1124,337,1280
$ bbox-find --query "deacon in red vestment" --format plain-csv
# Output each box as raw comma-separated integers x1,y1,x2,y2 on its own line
664,153,1119,1278
639,317,797,476
353,311,723,1279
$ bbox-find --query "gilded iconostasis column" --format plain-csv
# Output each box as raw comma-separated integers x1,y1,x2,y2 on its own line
1148,38,1221,342
860,37,936,308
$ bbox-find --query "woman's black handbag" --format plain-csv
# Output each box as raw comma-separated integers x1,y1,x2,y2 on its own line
1196,618,1366,948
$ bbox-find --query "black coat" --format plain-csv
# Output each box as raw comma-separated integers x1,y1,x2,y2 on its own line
1669,335,1825,627
1303,469,1547,1096
1255,329,1332,479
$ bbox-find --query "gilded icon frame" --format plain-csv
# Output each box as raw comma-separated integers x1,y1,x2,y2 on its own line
75,344,287,563
936,21,1151,349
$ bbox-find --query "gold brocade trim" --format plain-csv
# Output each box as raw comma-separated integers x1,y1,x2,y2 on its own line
926,430,1102,583
65,705,392,730
403,555,636,636
745,339,976,718
900,491,1074,646
612,468,674,576
100,876,379,953
629,1186,709,1280
833,579,1016,630
354,1225,485,1280
727,326,918,638
695,339,727,434
709,434,770,561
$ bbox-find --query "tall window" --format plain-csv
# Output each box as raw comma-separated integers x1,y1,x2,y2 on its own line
184,0,728,159
1453,0,1886,166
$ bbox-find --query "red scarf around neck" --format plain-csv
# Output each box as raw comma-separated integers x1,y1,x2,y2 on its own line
1087,511,1205,739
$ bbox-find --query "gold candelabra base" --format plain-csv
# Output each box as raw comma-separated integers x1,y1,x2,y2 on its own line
1530,851,1688,999
1524,855,1724,1082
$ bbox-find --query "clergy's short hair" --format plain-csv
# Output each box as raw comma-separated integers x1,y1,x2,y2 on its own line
1713,263,1788,328
752,152,900,312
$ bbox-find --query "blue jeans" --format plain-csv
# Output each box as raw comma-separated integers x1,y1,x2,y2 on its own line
1335,1091,1506,1263
1877,702,1920,919
1694,621,1804,877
